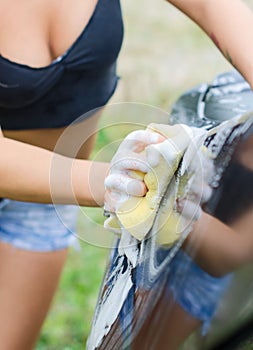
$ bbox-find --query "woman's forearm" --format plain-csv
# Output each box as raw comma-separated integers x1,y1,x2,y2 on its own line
0,137,109,206
184,211,253,277
167,0,253,88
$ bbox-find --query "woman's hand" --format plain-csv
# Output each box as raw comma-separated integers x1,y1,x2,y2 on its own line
104,129,165,213
177,145,214,223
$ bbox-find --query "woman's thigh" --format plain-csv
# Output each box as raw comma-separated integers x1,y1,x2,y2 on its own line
0,242,68,350
0,200,79,349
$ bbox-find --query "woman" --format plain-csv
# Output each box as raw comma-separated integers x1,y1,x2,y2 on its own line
1,0,253,349
0,0,123,348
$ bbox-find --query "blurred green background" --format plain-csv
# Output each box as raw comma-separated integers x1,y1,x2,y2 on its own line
37,0,232,348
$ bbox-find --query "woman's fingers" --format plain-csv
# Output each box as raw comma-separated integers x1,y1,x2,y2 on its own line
118,130,165,153
105,173,147,196
111,150,151,173
104,190,127,213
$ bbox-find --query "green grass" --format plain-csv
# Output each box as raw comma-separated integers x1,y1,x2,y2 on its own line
38,0,232,348
37,239,109,349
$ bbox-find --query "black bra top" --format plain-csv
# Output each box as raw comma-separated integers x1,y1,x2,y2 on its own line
0,0,123,130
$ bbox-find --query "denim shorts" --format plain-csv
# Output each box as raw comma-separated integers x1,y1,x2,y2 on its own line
0,199,79,252
165,249,232,335
130,248,232,336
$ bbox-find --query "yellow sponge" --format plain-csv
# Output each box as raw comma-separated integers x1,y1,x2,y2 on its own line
105,123,193,243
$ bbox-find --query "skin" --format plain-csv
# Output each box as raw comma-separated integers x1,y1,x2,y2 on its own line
186,135,253,277
0,124,109,206
167,0,253,86
1,0,253,348
0,1,106,349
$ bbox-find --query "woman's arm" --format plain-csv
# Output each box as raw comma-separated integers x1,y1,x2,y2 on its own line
166,0,253,88
0,136,109,206
184,210,253,277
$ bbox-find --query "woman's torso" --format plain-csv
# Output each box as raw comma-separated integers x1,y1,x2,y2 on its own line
0,0,122,158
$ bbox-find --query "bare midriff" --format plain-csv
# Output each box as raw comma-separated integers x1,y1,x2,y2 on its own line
3,111,102,159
